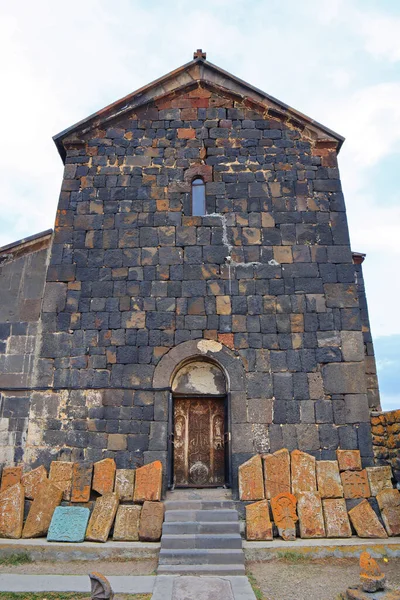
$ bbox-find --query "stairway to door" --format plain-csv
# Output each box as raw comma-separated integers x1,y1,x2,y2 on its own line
157,488,245,576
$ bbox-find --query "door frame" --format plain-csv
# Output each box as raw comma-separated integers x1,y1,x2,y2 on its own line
167,392,232,489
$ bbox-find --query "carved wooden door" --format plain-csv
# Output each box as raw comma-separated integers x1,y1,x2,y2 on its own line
173,397,225,487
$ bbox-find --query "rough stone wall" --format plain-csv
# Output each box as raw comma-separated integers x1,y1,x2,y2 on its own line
371,409,400,485
5,83,377,491
0,234,51,463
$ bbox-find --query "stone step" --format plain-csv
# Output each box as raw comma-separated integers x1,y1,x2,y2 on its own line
165,509,238,522
161,533,242,550
162,520,241,535
164,500,235,511
158,548,245,566
157,564,246,576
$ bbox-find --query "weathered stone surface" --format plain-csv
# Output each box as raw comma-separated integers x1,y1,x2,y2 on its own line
341,470,371,499
291,450,317,495
113,505,141,541
348,499,388,538
316,460,343,498
49,461,73,501
47,506,90,542
114,469,135,502
245,500,273,541
133,461,162,502
322,498,352,538
360,551,386,592
21,466,47,500
270,492,298,541
138,501,164,542
376,489,400,536
346,586,400,599
337,449,362,471
263,449,291,499
322,363,366,394
0,483,24,538
0,466,22,492
86,493,119,543
297,492,325,538
22,480,63,538
71,462,93,503
239,454,265,501
92,459,116,496
366,466,393,497
89,572,114,600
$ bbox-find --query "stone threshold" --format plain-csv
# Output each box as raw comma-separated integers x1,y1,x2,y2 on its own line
244,536,400,560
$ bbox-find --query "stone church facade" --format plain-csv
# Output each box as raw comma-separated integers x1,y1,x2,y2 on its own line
0,51,384,495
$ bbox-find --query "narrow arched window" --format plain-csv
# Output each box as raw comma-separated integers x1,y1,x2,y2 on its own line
192,177,206,216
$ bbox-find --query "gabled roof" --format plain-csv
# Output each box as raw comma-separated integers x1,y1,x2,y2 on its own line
53,52,345,163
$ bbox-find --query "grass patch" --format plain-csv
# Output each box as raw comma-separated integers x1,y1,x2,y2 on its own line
0,552,32,566
247,572,264,600
0,594,151,600
277,550,309,563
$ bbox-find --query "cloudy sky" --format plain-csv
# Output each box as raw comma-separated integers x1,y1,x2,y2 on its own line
0,0,399,410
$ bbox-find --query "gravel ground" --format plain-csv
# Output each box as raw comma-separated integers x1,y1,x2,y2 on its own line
0,558,158,576
247,558,400,600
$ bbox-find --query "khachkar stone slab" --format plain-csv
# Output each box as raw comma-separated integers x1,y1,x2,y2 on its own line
360,551,386,593
337,449,362,472
138,501,164,542
49,461,73,501
134,461,162,503
291,450,317,495
0,466,22,492
246,500,273,541
114,469,135,502
21,466,47,500
0,483,24,538
270,493,298,541
263,449,290,499
341,470,371,499
239,454,265,501
113,505,141,541
316,460,344,498
322,498,352,538
86,493,119,542
47,506,90,542
376,489,400,536
22,480,63,538
92,458,116,496
348,499,388,538
71,462,93,503
297,492,326,538
366,466,393,497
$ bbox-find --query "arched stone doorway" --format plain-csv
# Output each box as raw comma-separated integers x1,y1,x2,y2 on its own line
172,359,227,488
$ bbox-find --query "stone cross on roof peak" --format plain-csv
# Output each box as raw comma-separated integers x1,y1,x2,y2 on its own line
193,49,207,60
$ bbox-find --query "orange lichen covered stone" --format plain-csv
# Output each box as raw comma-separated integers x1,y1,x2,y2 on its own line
22,480,63,538
270,492,298,541
359,551,386,592
71,462,93,503
322,498,351,538
245,500,273,541
348,500,388,538
0,483,24,538
133,461,162,502
238,455,265,501
316,460,343,498
138,501,164,542
341,470,371,499
49,461,73,501
336,449,362,471
86,493,119,542
114,469,135,502
366,466,393,497
291,450,317,495
297,492,325,538
92,458,116,495
0,466,22,492
21,466,47,500
263,449,291,499
376,489,400,536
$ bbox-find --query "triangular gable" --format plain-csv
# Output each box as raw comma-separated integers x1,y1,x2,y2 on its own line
53,55,344,163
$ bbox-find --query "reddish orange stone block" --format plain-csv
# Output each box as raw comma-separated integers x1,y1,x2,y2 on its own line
71,462,93,503
22,480,63,538
336,449,362,471
263,449,291,499
341,470,371,499
348,500,387,538
239,455,265,501
49,461,73,501
271,492,298,541
297,492,325,538
0,483,24,538
133,461,162,503
291,450,317,494
246,500,273,541
92,458,116,495
322,498,351,538
177,128,196,139
0,466,22,493
21,466,47,500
